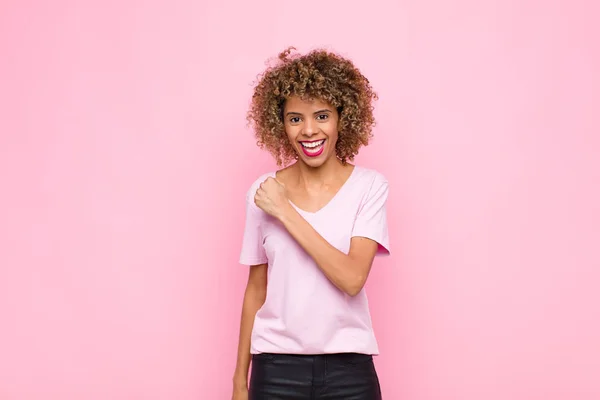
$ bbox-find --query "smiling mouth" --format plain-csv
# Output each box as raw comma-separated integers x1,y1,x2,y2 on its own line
299,139,326,157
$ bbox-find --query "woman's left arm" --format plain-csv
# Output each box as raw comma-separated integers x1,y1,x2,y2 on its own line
279,208,379,296
254,177,387,297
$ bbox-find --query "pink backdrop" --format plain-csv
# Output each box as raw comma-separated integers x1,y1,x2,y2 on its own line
1,1,599,399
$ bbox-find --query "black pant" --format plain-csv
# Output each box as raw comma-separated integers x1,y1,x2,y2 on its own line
249,352,382,399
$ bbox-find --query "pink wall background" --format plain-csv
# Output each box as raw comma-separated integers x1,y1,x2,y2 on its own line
1,1,598,399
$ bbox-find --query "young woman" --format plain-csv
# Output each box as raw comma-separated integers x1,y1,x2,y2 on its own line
232,47,390,400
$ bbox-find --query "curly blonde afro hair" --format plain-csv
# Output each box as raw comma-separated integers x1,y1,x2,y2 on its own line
247,47,378,166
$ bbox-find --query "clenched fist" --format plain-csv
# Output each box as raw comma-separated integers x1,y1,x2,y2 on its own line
254,177,291,220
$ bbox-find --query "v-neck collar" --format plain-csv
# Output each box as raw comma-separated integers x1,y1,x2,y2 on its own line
275,165,358,216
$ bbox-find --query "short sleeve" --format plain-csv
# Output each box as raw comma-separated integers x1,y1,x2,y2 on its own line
351,176,390,256
239,191,268,266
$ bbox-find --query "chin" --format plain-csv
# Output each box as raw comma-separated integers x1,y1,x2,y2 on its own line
298,153,333,168
303,159,325,168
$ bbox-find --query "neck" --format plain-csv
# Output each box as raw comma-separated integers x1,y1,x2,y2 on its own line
293,157,348,186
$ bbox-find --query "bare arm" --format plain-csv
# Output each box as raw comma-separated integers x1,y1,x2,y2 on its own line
232,263,267,391
279,207,378,296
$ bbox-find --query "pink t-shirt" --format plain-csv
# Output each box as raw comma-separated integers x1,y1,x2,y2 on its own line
239,165,390,355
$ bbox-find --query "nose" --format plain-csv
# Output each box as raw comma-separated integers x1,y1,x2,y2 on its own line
302,119,317,137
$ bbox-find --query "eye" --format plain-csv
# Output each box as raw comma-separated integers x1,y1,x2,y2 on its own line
316,114,329,121
289,116,301,124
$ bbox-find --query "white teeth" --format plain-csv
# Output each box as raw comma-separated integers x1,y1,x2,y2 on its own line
301,139,325,148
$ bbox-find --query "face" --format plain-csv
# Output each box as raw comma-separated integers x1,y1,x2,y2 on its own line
283,96,339,168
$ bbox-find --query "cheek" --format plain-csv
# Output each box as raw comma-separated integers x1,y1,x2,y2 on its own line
326,124,339,142
285,126,300,142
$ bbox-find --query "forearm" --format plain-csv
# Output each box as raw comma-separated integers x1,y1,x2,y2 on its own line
233,286,265,387
279,206,365,296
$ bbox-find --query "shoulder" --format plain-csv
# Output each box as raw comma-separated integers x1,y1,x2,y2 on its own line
353,165,389,189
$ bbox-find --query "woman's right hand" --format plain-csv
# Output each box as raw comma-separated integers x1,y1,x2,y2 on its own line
232,386,248,400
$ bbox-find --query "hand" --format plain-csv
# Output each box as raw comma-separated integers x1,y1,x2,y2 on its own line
232,386,248,400
254,177,291,220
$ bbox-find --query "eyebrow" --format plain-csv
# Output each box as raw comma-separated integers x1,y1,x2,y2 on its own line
285,109,333,117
